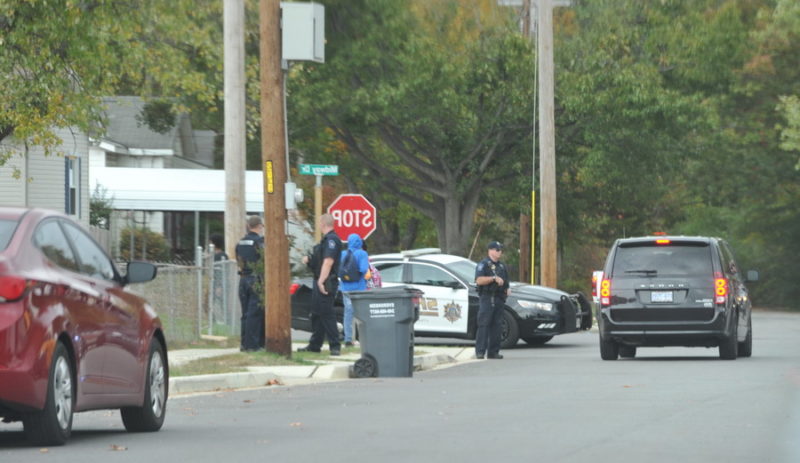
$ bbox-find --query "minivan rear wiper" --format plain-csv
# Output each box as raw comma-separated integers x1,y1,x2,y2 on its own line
624,269,658,275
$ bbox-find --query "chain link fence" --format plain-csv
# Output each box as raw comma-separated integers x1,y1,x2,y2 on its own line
127,249,241,346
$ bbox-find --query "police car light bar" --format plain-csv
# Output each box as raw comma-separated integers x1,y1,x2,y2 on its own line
400,248,442,258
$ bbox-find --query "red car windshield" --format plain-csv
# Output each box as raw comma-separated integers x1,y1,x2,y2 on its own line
0,219,17,251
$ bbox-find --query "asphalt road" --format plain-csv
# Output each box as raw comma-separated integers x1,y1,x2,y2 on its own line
3,310,799,463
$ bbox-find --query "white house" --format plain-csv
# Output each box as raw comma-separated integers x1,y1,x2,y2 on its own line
90,96,216,239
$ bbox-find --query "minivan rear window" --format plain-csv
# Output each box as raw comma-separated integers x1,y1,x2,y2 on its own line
611,244,713,277
0,219,17,251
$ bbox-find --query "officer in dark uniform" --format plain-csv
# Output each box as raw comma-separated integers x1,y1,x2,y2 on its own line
236,215,265,351
474,240,510,359
299,213,342,355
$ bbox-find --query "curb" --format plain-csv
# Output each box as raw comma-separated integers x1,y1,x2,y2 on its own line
169,350,463,395
169,371,281,395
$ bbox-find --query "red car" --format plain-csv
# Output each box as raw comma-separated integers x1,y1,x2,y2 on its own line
0,207,168,445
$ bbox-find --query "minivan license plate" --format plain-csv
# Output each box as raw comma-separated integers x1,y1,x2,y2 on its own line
651,291,673,303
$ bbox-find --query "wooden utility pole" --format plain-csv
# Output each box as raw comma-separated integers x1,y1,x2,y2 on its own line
260,0,291,356
224,0,246,260
538,0,558,287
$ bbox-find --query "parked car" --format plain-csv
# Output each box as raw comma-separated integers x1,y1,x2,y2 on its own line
291,249,593,348
0,207,167,445
597,235,758,360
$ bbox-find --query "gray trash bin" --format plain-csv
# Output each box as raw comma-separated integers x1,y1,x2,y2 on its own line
348,286,422,378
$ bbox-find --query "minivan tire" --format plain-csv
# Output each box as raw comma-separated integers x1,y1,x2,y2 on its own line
719,314,739,360
600,336,619,360
738,316,753,358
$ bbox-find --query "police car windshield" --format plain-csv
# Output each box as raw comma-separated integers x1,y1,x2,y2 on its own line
446,259,478,283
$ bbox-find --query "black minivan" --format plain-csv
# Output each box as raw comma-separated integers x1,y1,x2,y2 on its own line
597,235,758,360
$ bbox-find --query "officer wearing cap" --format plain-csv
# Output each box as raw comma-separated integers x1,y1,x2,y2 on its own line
236,215,265,351
474,240,510,359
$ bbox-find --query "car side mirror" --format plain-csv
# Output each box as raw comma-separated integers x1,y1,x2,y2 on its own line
125,261,158,285
745,270,759,282
444,281,464,290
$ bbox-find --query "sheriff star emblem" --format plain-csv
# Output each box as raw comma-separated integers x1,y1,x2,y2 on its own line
443,301,462,323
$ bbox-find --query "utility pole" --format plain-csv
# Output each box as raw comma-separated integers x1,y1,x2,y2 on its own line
538,0,558,287
260,0,291,356
224,0,246,261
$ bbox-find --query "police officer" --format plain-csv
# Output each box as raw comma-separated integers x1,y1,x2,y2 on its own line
236,215,265,351
299,213,343,356
474,240,510,359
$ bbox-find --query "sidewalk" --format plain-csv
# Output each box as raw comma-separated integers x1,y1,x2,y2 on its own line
168,344,477,395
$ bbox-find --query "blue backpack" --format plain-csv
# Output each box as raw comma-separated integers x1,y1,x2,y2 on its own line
337,250,361,281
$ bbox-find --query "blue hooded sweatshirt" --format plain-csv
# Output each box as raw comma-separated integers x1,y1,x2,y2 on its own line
340,233,370,292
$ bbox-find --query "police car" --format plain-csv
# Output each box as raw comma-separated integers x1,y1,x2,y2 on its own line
290,249,592,348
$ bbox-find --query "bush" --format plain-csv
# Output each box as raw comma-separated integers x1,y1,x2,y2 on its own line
119,227,171,262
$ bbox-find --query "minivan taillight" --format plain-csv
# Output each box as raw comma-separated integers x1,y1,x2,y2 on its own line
600,279,611,307
714,273,728,304
0,276,28,302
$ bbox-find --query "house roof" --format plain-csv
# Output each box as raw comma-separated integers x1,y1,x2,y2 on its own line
92,167,266,212
101,96,179,151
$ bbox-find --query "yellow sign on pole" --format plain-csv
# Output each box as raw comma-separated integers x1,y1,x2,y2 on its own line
265,161,274,194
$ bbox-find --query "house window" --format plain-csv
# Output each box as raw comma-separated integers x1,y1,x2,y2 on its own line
65,157,80,217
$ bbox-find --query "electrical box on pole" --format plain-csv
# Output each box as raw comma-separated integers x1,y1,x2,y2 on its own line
280,2,325,63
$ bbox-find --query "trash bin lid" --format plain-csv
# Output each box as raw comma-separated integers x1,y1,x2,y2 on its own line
347,286,423,300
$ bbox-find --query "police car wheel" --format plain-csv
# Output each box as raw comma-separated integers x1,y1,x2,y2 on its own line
353,356,377,378
500,310,519,349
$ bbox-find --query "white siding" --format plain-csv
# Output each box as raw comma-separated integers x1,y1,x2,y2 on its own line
26,141,66,211
0,128,90,226
0,142,27,207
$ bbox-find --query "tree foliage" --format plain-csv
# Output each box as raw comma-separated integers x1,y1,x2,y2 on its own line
0,0,222,176
289,0,534,254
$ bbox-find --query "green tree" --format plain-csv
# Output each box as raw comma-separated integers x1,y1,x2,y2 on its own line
89,184,113,229
290,0,534,254
0,0,222,177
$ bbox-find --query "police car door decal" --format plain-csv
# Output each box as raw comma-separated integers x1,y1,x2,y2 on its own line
409,263,468,334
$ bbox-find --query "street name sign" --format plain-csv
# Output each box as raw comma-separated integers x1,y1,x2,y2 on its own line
299,164,338,176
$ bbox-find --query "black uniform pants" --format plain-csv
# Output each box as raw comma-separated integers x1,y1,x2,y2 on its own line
475,293,503,357
239,275,264,350
308,281,341,351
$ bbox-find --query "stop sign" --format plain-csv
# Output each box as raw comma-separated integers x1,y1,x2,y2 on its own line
327,194,377,240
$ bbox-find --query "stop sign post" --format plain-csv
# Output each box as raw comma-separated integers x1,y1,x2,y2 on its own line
327,194,377,240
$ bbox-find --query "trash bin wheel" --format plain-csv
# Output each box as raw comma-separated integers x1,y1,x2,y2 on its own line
353,355,378,378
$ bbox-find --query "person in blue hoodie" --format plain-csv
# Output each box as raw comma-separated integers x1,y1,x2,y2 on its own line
340,233,370,347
